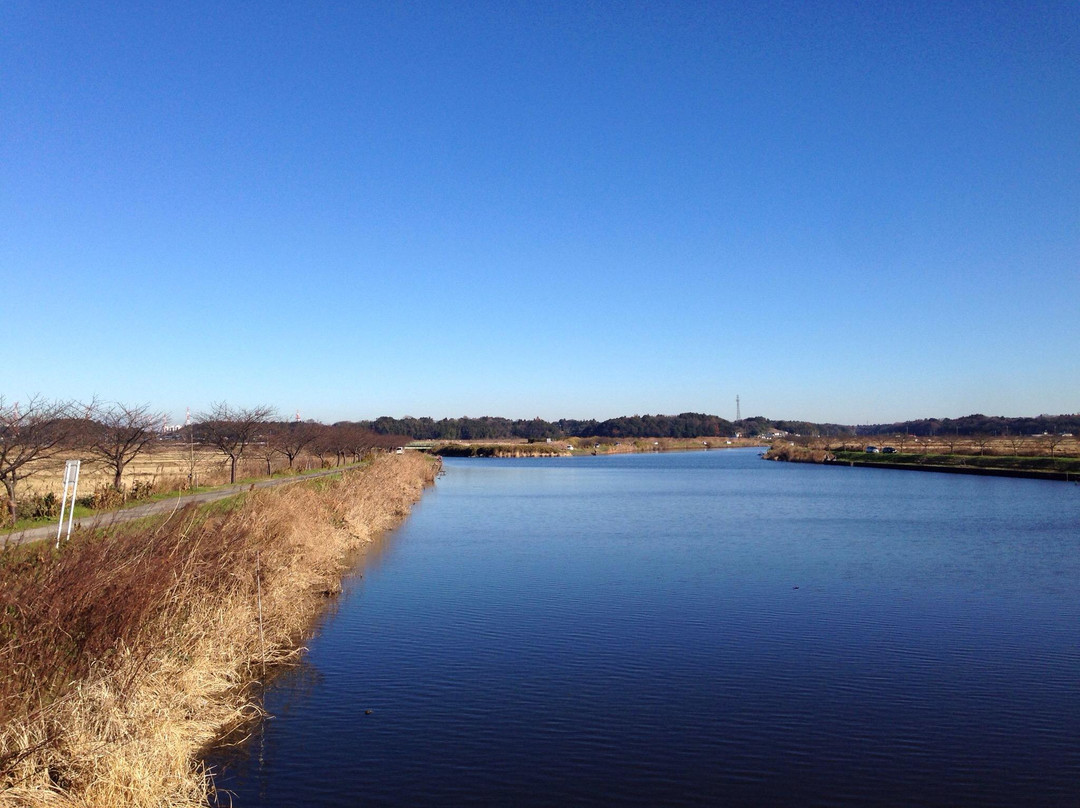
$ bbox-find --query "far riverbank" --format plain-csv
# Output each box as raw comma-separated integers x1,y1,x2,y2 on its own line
766,444,1080,483
425,436,765,458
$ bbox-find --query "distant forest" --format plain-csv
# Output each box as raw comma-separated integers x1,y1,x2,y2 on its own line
356,413,1080,441
854,413,1080,437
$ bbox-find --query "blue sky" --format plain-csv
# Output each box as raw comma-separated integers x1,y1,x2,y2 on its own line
3,1,1077,425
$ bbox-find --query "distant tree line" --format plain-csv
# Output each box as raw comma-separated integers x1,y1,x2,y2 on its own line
361,412,853,440
362,412,1080,442
855,413,1080,438
362,413,744,441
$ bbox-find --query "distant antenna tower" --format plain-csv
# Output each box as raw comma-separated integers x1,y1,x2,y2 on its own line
295,409,301,423
736,395,741,422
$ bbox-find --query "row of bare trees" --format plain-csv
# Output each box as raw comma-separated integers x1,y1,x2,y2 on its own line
195,403,406,482
0,397,409,525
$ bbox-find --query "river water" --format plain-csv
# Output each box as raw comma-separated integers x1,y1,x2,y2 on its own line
208,449,1080,806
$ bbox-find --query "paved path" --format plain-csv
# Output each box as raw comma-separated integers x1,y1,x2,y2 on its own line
3,466,361,548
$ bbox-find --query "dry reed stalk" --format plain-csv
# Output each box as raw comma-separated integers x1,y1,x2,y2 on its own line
0,453,438,807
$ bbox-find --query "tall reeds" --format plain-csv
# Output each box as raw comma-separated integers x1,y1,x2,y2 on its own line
0,453,438,806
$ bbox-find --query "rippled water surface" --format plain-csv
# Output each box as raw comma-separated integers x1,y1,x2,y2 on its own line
209,449,1080,806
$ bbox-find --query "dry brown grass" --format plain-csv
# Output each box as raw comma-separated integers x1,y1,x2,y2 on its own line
0,452,438,807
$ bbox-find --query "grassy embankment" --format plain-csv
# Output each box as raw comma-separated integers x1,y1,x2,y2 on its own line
0,452,438,807
431,436,762,457
766,442,1080,480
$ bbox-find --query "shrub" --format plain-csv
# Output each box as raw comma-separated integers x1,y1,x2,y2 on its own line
16,492,60,521
88,485,125,510
129,478,157,501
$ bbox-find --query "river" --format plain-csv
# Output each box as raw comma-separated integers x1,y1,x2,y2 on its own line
208,448,1080,806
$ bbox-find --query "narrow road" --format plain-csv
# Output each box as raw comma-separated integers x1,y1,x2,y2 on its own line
3,465,362,548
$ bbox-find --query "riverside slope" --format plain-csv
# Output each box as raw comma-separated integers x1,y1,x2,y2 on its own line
0,452,439,808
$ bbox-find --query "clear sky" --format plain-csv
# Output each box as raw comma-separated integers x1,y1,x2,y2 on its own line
3,1,1077,425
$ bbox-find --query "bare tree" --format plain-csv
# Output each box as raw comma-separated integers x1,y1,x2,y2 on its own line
330,425,349,467
0,396,79,524
308,426,335,468
1005,433,1028,456
370,430,410,453
84,402,162,490
1041,433,1067,458
249,424,284,478
196,403,275,484
331,423,391,465
341,424,377,463
276,421,320,469
321,423,352,466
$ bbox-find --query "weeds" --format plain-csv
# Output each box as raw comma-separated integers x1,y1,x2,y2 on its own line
77,479,160,513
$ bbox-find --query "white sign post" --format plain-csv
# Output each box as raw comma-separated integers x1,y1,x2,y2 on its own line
55,459,81,550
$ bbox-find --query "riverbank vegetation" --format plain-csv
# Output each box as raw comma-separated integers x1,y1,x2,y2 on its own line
763,443,836,464
0,452,438,807
432,436,763,457
828,450,1080,476
766,434,1080,480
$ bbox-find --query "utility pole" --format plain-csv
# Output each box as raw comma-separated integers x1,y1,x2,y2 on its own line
186,407,195,488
